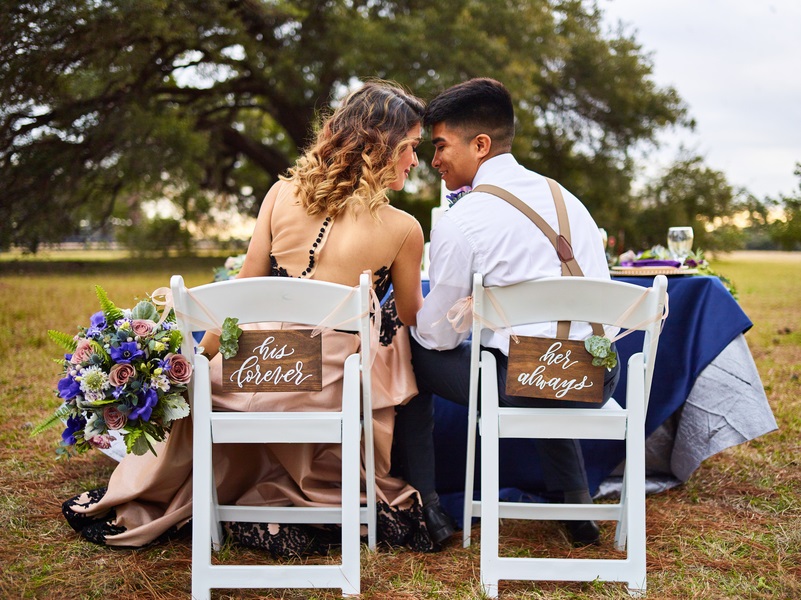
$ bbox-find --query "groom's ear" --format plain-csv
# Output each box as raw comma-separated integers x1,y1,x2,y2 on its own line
473,133,492,158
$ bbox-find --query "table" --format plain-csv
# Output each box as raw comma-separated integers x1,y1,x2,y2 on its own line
428,276,777,523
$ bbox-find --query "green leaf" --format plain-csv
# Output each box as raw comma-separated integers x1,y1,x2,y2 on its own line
131,300,159,321
168,329,183,352
95,285,124,322
219,317,243,359
48,330,78,352
124,428,155,456
160,394,191,426
30,404,74,437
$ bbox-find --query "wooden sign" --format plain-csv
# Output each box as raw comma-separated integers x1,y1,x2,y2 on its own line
506,336,604,403
222,330,322,392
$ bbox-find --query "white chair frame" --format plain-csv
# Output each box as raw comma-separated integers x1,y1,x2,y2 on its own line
171,273,377,599
463,273,668,597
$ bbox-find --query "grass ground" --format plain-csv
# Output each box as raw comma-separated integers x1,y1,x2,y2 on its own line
0,251,798,599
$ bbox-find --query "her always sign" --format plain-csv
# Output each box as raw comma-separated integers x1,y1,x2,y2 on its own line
222,330,322,392
506,336,604,403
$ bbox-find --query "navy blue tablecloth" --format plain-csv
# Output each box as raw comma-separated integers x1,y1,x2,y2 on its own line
428,276,753,519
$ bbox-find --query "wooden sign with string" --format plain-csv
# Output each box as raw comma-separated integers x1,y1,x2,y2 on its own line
222,330,322,392
506,336,604,402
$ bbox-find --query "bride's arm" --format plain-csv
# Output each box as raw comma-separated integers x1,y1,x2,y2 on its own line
389,220,425,327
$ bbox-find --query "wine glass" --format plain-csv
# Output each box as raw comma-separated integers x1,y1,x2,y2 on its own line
667,227,694,263
598,227,608,250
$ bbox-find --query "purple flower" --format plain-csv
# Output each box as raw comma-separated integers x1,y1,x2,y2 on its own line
61,415,86,446
129,387,158,422
57,374,81,400
86,311,107,337
110,341,144,364
445,185,472,207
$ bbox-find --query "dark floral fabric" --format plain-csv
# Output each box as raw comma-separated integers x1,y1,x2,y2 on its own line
225,497,435,557
270,255,289,277
63,488,187,547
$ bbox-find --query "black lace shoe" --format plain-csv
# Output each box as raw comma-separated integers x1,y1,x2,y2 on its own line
562,520,601,547
423,503,457,546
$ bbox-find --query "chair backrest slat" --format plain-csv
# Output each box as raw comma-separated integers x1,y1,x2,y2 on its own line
475,276,666,331
173,276,364,333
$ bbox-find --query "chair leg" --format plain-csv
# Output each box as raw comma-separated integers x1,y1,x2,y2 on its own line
479,352,501,599
615,466,629,552
340,354,362,596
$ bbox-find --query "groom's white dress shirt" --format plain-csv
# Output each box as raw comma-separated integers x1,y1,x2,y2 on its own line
413,153,611,354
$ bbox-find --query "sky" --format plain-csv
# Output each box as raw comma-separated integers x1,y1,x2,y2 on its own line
599,0,801,200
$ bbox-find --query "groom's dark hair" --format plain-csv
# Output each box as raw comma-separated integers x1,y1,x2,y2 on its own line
424,78,515,150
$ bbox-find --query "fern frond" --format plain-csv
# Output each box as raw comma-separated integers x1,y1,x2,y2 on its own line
95,285,124,322
48,330,78,352
30,405,73,437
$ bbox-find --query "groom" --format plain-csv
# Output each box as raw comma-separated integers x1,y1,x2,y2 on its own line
394,78,618,546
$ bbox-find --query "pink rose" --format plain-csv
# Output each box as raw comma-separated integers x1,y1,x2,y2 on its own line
132,319,156,337
164,352,192,384
103,406,127,430
109,363,136,386
70,339,94,365
88,434,113,449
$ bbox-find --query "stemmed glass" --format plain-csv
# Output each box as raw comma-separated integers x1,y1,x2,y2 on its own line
667,227,694,264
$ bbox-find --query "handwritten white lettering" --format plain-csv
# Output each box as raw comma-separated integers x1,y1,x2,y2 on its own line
252,336,295,360
539,341,579,370
229,356,313,388
517,366,593,398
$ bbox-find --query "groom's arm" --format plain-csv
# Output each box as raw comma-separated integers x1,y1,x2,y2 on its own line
412,216,474,351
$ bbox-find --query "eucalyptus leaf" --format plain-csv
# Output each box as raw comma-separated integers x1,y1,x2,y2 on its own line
219,317,243,359
131,300,159,321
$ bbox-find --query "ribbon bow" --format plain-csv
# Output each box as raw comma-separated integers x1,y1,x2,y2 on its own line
150,286,223,335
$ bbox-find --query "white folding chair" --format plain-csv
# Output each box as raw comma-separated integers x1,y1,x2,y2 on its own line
463,273,668,597
171,273,377,599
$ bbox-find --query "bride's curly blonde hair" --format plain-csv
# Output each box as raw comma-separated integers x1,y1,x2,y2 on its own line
282,80,425,218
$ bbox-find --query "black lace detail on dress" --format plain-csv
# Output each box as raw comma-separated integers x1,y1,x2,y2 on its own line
373,265,392,302
80,519,128,545
270,255,289,277
225,521,338,557
376,496,436,552
224,497,434,557
379,293,403,346
62,487,112,532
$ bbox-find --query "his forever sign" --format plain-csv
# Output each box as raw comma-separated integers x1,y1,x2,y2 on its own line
222,330,322,392
506,336,604,403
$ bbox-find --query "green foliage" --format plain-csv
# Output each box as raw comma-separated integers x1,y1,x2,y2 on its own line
95,285,124,323
585,335,617,370
131,300,160,321
219,316,243,359
1,0,687,251
626,153,745,252
47,330,78,353
116,217,193,257
28,404,72,437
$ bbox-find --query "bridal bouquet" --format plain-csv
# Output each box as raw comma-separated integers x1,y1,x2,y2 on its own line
34,286,191,457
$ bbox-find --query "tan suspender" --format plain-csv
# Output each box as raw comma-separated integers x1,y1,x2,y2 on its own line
471,180,603,338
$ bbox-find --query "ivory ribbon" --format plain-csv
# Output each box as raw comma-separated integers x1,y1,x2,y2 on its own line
441,292,520,344
150,286,224,336
608,289,670,344
310,271,382,367
441,286,669,346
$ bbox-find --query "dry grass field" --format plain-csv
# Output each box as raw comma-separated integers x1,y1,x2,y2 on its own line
0,251,798,599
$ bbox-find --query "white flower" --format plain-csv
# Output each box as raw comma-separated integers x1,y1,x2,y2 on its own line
78,365,110,400
152,373,171,392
